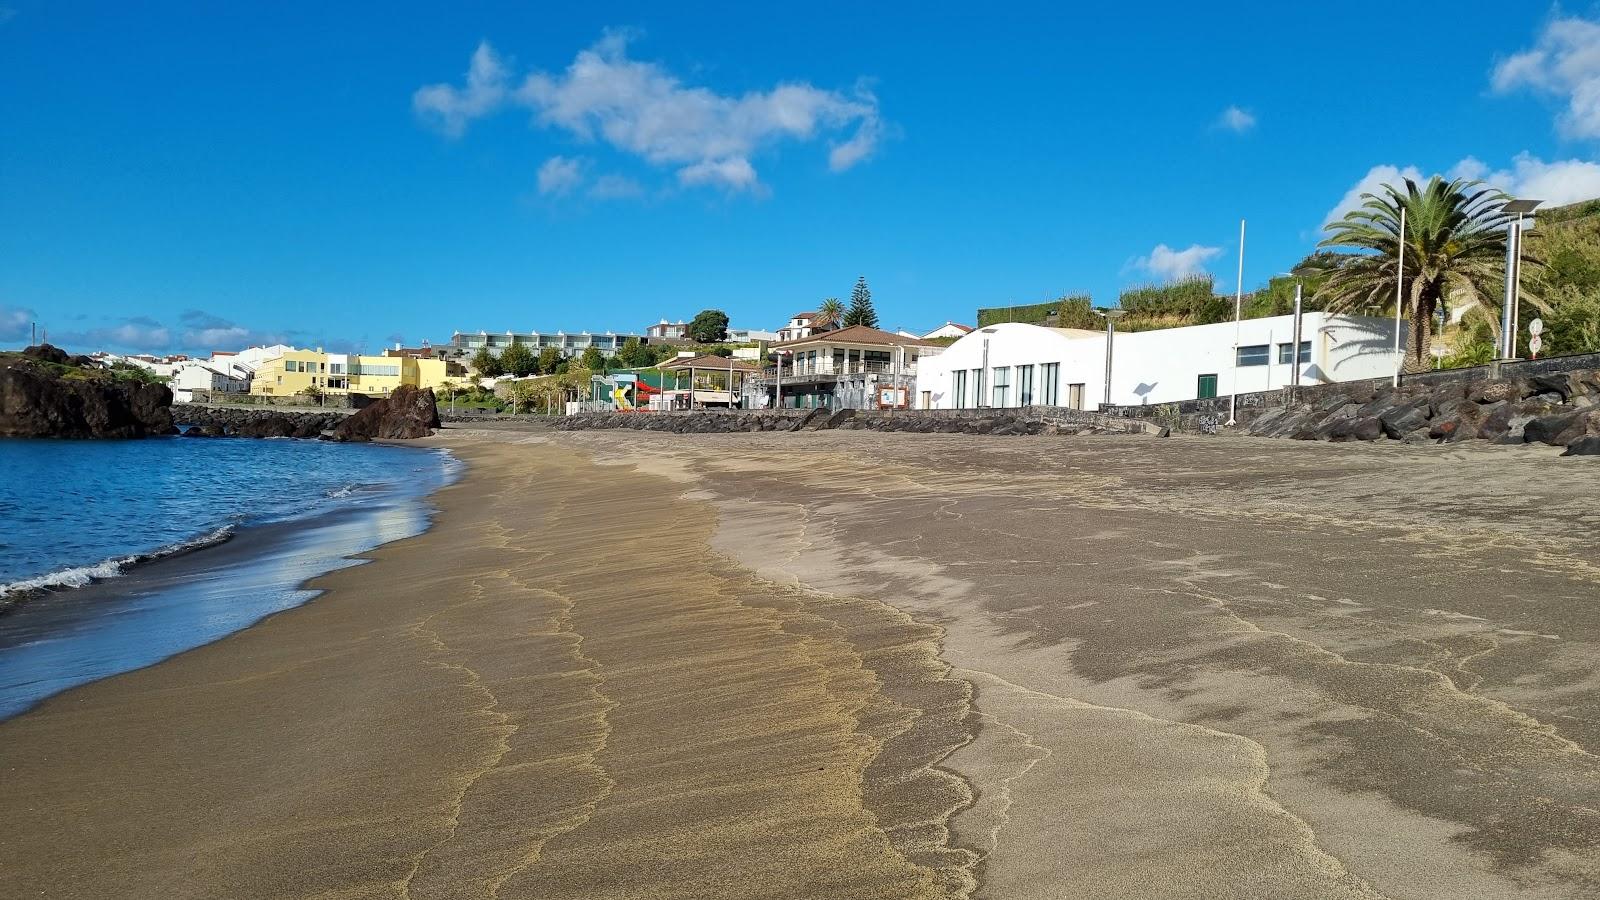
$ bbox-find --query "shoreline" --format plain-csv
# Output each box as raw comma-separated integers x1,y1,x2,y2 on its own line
0,440,459,721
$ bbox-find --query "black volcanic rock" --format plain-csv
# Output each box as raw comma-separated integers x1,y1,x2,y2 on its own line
329,386,440,442
1,346,175,438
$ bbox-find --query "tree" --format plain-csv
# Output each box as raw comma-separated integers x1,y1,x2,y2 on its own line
504,379,538,413
498,341,537,378
536,347,563,375
814,297,844,331
581,346,605,370
688,309,730,343
1315,176,1533,373
842,277,878,328
619,337,649,368
470,347,503,378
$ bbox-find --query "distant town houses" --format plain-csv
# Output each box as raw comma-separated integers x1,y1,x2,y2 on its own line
443,329,641,361
250,348,451,398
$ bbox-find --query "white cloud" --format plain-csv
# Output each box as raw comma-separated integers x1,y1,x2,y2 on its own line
0,304,35,343
1134,243,1223,281
1492,16,1600,139
56,317,173,354
414,33,883,193
413,41,511,138
1327,155,1600,229
1323,164,1425,226
677,157,759,191
589,173,643,199
1474,153,1600,207
537,155,585,196
1215,105,1256,133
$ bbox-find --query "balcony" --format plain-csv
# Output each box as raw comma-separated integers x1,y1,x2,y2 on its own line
765,358,918,382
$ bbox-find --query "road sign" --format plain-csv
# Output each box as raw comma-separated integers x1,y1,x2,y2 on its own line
1530,317,1545,336
1530,335,1544,357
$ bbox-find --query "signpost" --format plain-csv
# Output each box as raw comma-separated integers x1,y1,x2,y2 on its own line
1529,318,1545,359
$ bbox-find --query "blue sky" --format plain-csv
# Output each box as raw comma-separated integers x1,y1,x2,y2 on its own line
4,2,1600,355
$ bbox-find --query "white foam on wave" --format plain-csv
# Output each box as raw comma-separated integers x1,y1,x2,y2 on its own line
0,525,236,603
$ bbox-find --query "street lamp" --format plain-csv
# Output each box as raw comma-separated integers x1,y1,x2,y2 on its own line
1094,307,1127,408
1228,218,1246,425
1500,198,1542,360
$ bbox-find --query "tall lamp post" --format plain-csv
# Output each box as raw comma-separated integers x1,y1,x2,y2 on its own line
1094,308,1126,409
1228,218,1246,426
1392,203,1406,388
1500,198,1542,359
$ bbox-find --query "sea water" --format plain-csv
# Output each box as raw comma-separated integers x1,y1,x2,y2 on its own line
0,436,459,719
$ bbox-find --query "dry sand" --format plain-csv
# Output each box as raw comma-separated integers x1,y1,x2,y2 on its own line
3,427,1599,899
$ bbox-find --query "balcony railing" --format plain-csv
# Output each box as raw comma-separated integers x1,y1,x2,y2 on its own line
767,359,918,379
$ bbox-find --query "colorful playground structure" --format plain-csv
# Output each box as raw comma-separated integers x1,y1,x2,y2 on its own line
600,373,661,411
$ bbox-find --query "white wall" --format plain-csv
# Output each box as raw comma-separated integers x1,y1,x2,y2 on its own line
915,314,1401,410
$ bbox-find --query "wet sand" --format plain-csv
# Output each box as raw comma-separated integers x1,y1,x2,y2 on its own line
4,427,1600,898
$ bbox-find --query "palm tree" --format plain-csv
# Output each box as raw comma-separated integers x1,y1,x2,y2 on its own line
814,297,844,331
1314,176,1536,373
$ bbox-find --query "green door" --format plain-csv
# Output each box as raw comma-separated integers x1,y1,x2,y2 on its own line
1197,374,1218,399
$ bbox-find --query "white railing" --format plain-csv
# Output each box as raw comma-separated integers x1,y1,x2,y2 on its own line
769,359,919,378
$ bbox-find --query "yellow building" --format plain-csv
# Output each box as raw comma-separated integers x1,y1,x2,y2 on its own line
250,350,449,397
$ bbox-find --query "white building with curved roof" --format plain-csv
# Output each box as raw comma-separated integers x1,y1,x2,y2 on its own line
914,313,1401,410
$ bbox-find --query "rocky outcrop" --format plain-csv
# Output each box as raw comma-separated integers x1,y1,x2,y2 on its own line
1248,368,1600,455
1,345,175,438
329,386,440,442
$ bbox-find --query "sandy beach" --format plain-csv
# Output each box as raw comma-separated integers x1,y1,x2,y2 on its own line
3,427,1600,899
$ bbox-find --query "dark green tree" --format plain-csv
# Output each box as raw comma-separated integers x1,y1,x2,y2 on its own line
581,346,605,370
688,309,730,343
842,277,878,328
537,347,563,374
470,346,503,378
498,341,537,377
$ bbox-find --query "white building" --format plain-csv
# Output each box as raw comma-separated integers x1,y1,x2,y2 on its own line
727,327,781,343
776,311,822,342
921,322,974,340
914,314,1401,411
170,361,249,402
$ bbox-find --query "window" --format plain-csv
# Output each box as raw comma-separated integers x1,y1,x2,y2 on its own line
330,363,344,374
953,370,968,408
1277,341,1311,364
1197,373,1218,399
1017,365,1035,406
992,366,1011,408
1041,363,1060,406
1236,344,1270,367
972,369,985,406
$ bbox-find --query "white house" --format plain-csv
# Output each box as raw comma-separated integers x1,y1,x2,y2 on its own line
776,311,823,343
921,322,974,340
914,314,1401,411
170,361,249,402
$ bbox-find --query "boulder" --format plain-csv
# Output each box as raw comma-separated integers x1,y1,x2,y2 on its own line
1330,416,1384,442
329,386,440,442
234,415,298,438
1468,380,1524,405
1563,436,1600,456
1529,373,1575,403
1378,400,1431,439
1523,411,1588,446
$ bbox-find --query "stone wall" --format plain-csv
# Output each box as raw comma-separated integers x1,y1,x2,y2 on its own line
1246,368,1600,455
172,403,350,437
1103,351,1600,434
556,406,1158,436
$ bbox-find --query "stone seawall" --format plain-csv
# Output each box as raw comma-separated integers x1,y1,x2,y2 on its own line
556,406,1159,436
1105,350,1600,434
1246,368,1600,456
172,404,351,438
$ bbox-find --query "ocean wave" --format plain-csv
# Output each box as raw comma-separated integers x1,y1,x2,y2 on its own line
0,526,237,606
